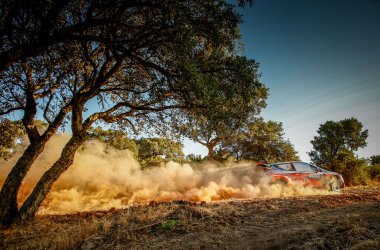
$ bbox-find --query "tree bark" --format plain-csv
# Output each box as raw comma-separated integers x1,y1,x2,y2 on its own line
0,109,69,226
207,144,215,160
14,134,85,223
0,140,46,226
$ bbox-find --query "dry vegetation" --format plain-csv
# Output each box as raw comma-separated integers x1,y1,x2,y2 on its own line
1,185,379,249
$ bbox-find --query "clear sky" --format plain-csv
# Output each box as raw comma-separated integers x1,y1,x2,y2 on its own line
183,0,380,161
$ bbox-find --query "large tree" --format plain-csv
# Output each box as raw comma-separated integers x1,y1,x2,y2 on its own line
308,118,368,170
0,0,258,225
0,43,80,225
222,118,298,162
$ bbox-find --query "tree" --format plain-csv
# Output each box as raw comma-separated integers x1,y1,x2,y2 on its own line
308,118,368,170
186,154,205,163
177,114,224,160
308,118,369,186
176,56,268,159
0,46,84,225
135,138,185,168
222,118,299,162
88,127,138,157
1,0,255,225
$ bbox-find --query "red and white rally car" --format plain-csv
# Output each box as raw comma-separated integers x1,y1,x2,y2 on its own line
256,161,345,192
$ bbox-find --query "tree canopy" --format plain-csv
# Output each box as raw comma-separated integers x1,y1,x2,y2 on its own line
222,118,298,162
0,119,25,160
175,57,268,159
308,118,368,169
88,127,138,157
87,127,185,167
0,0,251,72
136,137,185,168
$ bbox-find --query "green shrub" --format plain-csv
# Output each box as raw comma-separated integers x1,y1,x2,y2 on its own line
338,159,370,186
161,220,179,230
369,164,380,181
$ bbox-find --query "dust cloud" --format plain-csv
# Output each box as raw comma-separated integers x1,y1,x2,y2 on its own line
0,134,330,215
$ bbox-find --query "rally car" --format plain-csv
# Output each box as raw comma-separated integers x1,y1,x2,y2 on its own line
256,161,345,192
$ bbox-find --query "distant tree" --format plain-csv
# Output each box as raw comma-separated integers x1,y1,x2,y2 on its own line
222,118,299,162
136,138,185,168
176,57,268,160
0,119,25,160
186,154,205,163
308,118,368,171
0,119,48,160
213,148,234,162
88,128,185,166
308,118,370,186
88,127,138,158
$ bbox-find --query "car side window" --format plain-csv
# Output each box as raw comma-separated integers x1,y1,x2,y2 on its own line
276,163,294,171
308,165,318,173
293,162,317,172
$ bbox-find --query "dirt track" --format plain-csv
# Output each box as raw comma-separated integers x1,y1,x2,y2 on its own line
1,186,380,249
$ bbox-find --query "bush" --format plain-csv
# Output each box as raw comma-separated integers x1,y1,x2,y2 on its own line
369,164,380,181
337,158,370,186
161,220,179,230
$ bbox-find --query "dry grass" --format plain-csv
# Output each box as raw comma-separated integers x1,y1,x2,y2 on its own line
287,218,379,249
1,186,379,249
0,213,115,249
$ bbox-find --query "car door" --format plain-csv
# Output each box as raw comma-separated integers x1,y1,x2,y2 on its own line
275,163,303,184
292,162,322,186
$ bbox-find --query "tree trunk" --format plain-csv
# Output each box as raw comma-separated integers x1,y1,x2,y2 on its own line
207,144,215,160
0,141,46,226
14,134,84,223
0,108,69,226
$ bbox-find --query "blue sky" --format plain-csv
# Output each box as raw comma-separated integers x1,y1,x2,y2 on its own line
183,0,380,161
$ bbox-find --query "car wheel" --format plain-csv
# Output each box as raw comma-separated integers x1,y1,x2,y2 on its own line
329,178,343,193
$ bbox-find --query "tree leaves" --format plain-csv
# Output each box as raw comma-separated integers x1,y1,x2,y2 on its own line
135,137,185,168
308,117,368,169
222,118,299,162
0,119,25,160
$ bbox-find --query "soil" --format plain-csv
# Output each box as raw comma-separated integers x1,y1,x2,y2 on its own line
1,185,379,249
